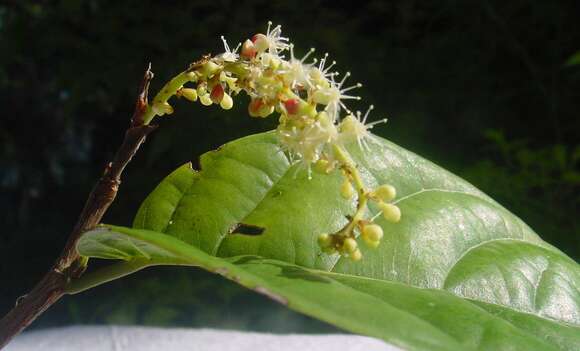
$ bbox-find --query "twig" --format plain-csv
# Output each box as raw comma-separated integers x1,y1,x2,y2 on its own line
0,65,157,349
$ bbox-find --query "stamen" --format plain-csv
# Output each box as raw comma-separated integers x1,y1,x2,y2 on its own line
366,118,388,128
220,36,230,52
362,105,374,123
301,48,316,63
339,71,351,86
323,60,336,74
341,83,362,93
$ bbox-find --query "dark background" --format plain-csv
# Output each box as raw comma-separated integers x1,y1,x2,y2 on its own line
1,0,579,332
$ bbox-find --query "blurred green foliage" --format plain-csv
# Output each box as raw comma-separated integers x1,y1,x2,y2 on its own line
463,130,579,256
1,0,578,330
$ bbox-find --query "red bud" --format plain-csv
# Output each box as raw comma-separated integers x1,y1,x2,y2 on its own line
241,39,257,59
210,84,224,104
248,98,264,117
284,99,300,115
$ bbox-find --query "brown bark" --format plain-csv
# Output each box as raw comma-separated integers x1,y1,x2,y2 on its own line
0,65,156,349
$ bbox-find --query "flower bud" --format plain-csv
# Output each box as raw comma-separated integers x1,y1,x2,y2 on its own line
252,33,269,52
284,99,300,115
186,71,198,82
379,202,401,223
312,86,340,106
249,99,275,118
374,184,396,202
199,94,212,106
350,249,362,261
340,179,355,199
301,103,318,118
199,61,220,77
260,53,281,69
152,101,173,116
210,84,225,104
362,224,383,242
180,88,198,102
240,39,257,59
313,159,333,174
311,89,333,105
197,84,207,96
343,238,358,253
248,99,263,117
258,104,275,118
220,93,233,110
318,233,332,248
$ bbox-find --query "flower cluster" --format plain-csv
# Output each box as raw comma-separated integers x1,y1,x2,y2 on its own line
143,22,401,261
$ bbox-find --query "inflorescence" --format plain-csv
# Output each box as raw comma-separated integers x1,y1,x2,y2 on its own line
141,22,401,261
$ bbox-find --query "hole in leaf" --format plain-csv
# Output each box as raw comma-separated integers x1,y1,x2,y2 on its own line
229,223,265,236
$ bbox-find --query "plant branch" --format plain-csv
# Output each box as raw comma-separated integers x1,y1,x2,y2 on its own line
0,65,157,349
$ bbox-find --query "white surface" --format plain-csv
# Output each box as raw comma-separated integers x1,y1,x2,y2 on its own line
5,326,402,351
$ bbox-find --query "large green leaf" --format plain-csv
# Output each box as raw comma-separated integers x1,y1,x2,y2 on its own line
75,131,580,351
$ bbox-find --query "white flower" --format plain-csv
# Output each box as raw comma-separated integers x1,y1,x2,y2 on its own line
253,21,290,56
279,44,316,90
309,53,337,86
216,36,241,63
338,105,387,150
278,113,338,178
311,71,362,121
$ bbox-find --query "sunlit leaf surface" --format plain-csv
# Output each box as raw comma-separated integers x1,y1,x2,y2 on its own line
78,132,580,351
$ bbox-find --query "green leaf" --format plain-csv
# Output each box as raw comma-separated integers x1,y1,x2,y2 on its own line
75,132,580,351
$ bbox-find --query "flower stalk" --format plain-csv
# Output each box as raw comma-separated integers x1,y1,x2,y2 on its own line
138,22,401,260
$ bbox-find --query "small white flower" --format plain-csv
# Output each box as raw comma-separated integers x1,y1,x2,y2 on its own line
312,71,362,121
216,36,241,63
279,45,316,90
338,105,387,150
278,115,338,179
253,21,290,56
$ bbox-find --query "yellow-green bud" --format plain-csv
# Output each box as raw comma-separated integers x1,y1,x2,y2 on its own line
301,103,318,118
186,71,198,82
340,179,355,199
199,61,220,77
152,101,173,116
220,93,233,110
379,202,401,223
318,233,332,248
362,224,383,242
180,88,198,102
343,237,358,253
313,159,332,174
365,239,380,249
258,104,275,118
374,184,396,202
197,84,207,96
350,249,362,261
199,94,213,106
311,89,334,105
